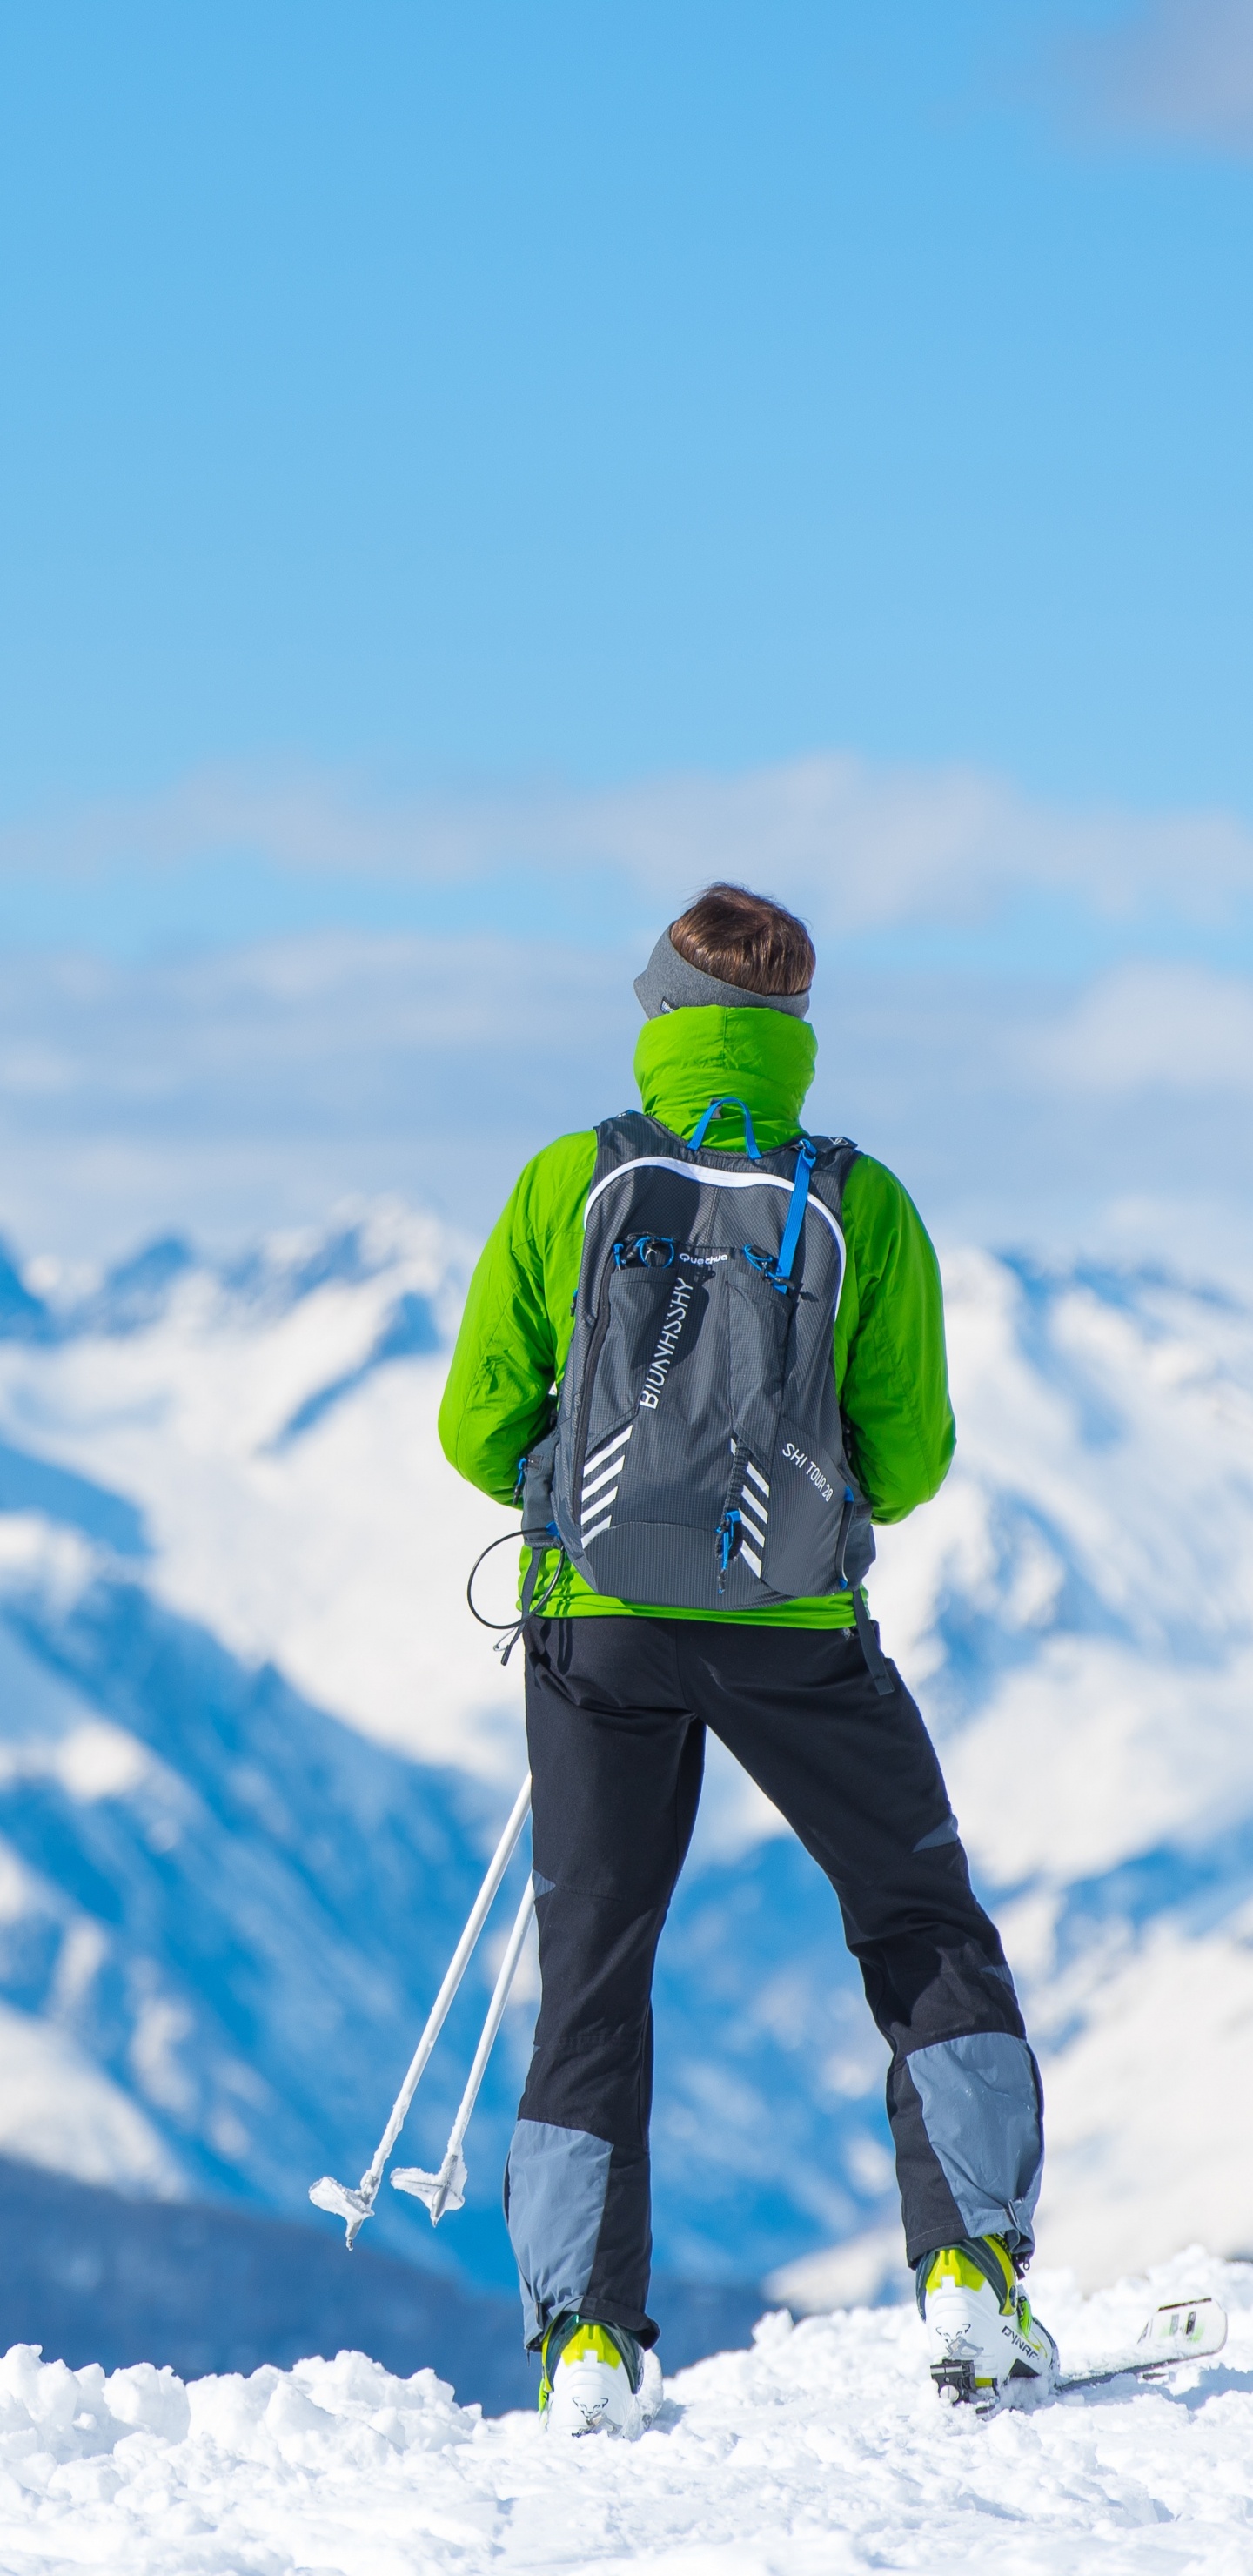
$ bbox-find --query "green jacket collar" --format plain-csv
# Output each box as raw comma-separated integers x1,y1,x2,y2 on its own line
633,1007,817,1154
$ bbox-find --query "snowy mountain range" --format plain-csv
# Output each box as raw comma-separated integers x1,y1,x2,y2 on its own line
0,1203,1251,2321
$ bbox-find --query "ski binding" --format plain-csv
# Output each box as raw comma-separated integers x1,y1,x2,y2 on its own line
1057,2296,1227,2396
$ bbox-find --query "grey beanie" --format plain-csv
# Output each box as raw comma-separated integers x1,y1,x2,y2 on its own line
633,929,811,1021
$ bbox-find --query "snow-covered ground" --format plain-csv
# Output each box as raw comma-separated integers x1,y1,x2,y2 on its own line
2,2253,1250,2574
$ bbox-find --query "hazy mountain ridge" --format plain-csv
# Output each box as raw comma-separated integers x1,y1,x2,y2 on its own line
0,1525,520,2268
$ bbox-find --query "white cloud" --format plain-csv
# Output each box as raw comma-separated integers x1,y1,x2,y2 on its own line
0,751,1250,1266
1065,0,1253,150
0,933,640,1257
3,750,1251,941
0,929,1251,1271
1032,961,1253,1092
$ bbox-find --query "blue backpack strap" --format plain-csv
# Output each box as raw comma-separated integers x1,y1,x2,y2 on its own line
688,1096,762,1160
774,1136,816,1281
744,1134,817,1293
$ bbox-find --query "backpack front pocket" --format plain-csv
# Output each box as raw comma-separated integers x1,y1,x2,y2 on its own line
725,1246,796,1461
767,1415,874,1598
572,1254,730,1538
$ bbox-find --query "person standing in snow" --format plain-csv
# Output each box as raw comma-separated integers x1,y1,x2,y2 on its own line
439,883,1054,2431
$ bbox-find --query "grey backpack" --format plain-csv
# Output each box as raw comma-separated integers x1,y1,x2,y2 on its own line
517,1093,891,1687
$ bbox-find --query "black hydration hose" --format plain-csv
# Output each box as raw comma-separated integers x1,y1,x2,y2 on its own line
466,1528,567,1664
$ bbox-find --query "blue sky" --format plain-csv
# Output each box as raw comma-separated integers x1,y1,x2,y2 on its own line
2,0,1250,823
0,1,1251,1257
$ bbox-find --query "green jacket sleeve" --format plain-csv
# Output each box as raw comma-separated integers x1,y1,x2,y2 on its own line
438,1131,597,1504
833,1156,955,1523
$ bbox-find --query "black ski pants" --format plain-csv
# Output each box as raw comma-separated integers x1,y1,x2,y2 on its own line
504,1616,1042,2349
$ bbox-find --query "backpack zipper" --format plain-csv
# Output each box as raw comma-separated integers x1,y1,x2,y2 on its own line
833,1484,856,1585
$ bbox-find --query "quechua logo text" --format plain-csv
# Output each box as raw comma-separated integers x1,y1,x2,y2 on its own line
638,1274,695,1410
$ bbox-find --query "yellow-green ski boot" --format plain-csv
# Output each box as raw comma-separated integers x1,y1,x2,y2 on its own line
920,2236,1058,2405
539,2314,660,2438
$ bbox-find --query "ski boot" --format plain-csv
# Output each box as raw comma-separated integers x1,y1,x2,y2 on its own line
920,2236,1057,2406
538,2314,660,2438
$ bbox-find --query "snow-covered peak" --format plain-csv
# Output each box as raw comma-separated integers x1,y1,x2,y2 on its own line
0,1200,515,1772
871,1248,1253,1875
3,1197,474,1349
2,1203,1253,2298
878,1246,1253,1691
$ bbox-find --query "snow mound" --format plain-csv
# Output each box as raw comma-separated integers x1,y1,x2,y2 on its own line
2,2255,1251,2573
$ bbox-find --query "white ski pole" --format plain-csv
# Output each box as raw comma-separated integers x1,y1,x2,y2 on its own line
310,1773,532,2248
391,1873,537,2223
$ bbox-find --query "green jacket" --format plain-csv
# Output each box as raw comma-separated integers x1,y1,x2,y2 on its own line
439,1005,955,1627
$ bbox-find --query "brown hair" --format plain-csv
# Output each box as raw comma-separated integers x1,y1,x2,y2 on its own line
669,883,814,998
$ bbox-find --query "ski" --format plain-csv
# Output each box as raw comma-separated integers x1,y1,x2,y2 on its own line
942,2296,1230,2413
1057,2297,1227,2396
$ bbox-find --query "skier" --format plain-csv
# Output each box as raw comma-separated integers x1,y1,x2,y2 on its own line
439,882,1054,2430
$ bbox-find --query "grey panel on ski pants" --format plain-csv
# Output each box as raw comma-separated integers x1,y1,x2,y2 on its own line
505,1616,1042,2349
